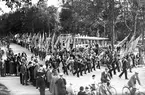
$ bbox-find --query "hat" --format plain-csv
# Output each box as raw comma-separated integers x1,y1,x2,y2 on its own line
21,57,26,61
59,73,63,76
85,86,89,89
134,70,139,74
34,59,38,63
69,83,72,85
39,63,43,67
105,67,108,70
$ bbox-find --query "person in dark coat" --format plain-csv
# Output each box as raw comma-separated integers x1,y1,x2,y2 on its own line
85,55,91,74
96,56,100,69
33,60,39,87
119,56,128,80
101,68,111,86
20,59,27,85
77,86,86,95
36,65,46,95
56,55,61,73
46,68,52,89
0,59,2,76
55,73,67,95
90,53,96,71
61,54,69,75
73,55,80,77
127,71,141,95
108,56,116,78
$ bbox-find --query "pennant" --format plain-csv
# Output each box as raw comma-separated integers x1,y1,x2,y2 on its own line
128,35,141,53
51,32,56,52
125,34,135,52
54,36,60,48
38,34,41,48
116,33,130,48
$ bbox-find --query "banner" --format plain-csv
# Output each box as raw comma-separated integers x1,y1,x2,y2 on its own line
116,34,130,48
128,35,141,53
51,32,55,52
120,35,141,59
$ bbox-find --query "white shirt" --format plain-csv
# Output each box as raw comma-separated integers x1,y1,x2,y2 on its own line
45,55,51,61
90,78,97,85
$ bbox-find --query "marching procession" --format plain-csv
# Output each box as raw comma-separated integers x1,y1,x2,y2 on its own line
0,32,144,95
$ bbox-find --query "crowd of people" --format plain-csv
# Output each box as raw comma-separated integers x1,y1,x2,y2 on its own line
13,37,102,77
0,36,144,95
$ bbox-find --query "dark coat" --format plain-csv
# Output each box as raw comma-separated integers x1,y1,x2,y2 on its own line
20,64,27,75
101,71,110,83
55,78,67,95
36,71,45,88
77,91,87,95
34,65,39,79
122,59,128,70
128,74,141,87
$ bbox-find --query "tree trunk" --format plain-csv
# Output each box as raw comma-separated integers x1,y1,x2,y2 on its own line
32,21,34,33
104,23,106,37
133,12,138,35
111,0,115,51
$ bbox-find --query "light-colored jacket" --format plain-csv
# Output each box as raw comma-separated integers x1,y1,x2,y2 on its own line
50,75,59,95
46,70,52,83
66,85,74,95
128,74,141,87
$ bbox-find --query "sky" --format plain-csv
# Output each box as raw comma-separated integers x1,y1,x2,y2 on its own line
0,0,60,15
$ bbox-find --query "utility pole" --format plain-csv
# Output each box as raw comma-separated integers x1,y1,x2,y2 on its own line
139,0,145,53
142,7,145,46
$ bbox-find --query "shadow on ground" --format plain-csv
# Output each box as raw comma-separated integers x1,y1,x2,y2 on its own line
0,83,11,95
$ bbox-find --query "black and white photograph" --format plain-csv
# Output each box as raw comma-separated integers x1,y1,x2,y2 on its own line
0,0,145,95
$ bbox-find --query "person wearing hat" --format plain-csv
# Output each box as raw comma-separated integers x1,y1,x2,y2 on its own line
66,83,74,95
119,56,128,80
77,86,86,95
55,72,67,95
89,75,97,91
36,65,46,95
73,55,80,77
101,67,111,86
33,60,39,87
100,67,112,95
20,60,27,85
84,86,91,95
49,69,59,95
127,71,141,95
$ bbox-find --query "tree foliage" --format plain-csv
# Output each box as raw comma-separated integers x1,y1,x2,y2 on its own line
0,0,57,36
0,0,145,40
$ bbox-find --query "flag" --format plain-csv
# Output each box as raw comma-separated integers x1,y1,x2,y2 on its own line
38,34,42,48
41,32,45,49
125,34,135,51
51,32,56,52
120,35,141,58
66,37,70,51
116,34,130,48
35,33,40,48
46,37,51,53
54,35,60,48
27,33,31,43
128,35,141,53
42,32,45,43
